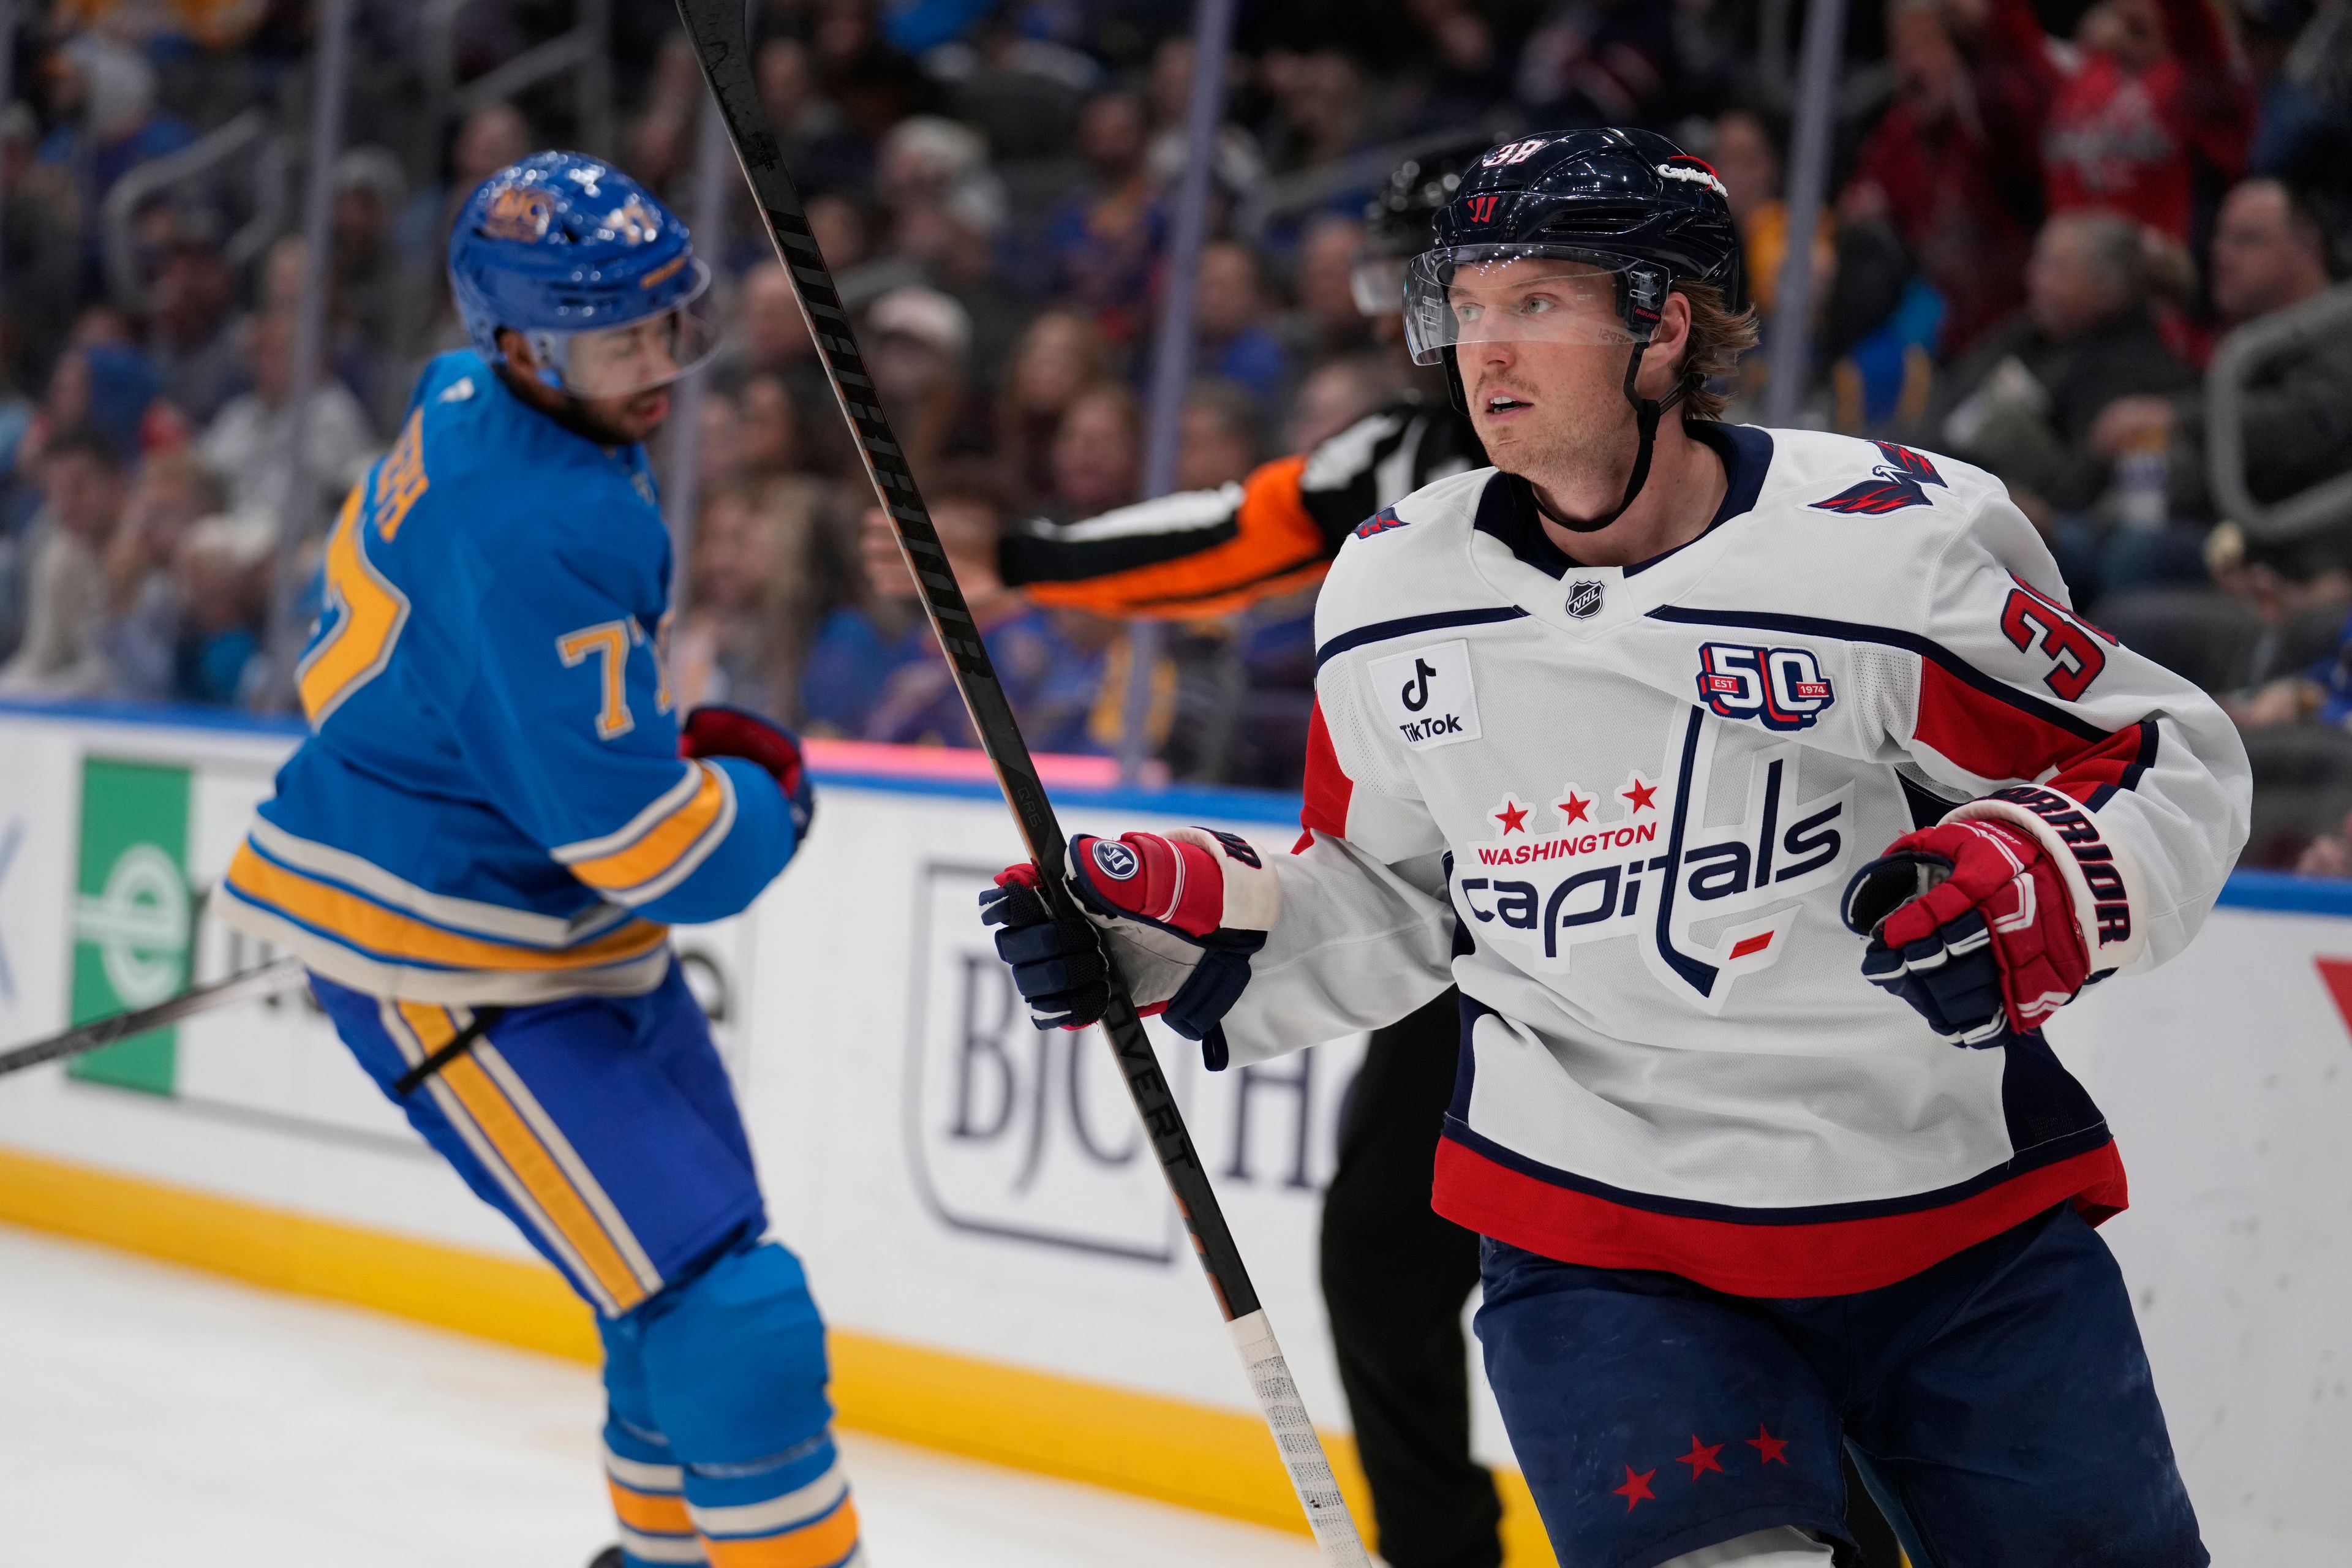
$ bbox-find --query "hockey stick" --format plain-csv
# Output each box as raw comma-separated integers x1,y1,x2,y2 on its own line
672,4,1371,1558
0,958,309,1080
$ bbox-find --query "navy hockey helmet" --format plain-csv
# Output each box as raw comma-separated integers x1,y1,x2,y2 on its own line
1348,132,1498,317
1410,128,1747,531
449,151,715,398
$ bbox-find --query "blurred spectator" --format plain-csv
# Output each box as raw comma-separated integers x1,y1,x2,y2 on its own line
1937,210,2193,524
2,102,85,391
864,285,981,477
1177,379,1263,492
1143,35,1265,198
0,428,126,696
144,206,246,426
627,32,709,194
1845,0,2048,358
1285,214,1377,364
1186,239,1291,410
169,510,274,706
738,372,806,483
1261,50,1371,172
36,34,196,209
2090,177,2352,536
883,144,1025,390
1037,89,1162,343
1285,354,1398,454
96,450,228,703
730,261,854,477
2247,0,2352,195
997,309,1112,505
198,312,378,538
1715,107,1829,322
13,338,189,481
927,10,1098,162
670,479,839,722
398,100,534,312
1512,0,1677,128
691,385,748,500
2043,0,2256,243
805,474,1106,751
1047,381,1144,519
758,37,842,161
331,148,428,396
801,0,931,198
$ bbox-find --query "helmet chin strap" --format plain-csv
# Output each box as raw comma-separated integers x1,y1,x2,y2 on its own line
1529,338,1687,535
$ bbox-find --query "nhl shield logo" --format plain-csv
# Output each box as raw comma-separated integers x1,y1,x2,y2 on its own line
1566,580,1606,619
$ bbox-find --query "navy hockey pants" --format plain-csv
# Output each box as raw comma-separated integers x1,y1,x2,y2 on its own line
312,964,861,1568
1477,1204,2205,1568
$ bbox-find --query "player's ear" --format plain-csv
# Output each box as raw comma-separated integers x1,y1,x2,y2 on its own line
1638,290,1693,402
495,326,536,375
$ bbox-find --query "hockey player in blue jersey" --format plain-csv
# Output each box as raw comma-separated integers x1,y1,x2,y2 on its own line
217,153,862,1568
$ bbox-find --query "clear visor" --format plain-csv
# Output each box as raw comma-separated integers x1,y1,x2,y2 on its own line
543,297,722,399
1402,244,1640,366
1348,254,1408,318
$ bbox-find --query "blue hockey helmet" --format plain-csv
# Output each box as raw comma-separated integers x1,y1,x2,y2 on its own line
448,151,715,397
1406,128,1750,531
1406,127,1744,365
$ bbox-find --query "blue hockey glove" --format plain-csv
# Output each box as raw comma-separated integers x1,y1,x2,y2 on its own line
680,705,814,839
979,828,1280,1068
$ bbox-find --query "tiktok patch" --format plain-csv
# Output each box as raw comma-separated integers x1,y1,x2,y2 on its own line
1370,639,1484,753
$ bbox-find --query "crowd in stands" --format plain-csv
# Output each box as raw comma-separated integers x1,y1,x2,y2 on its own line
6,0,2352,861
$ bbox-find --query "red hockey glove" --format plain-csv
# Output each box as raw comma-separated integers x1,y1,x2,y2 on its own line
979,828,1279,1067
680,705,813,839
1841,818,2090,1047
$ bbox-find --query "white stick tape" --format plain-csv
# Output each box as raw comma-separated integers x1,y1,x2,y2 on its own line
1227,1308,1373,1565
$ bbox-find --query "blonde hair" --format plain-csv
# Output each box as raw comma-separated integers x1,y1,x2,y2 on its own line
1672,281,1760,420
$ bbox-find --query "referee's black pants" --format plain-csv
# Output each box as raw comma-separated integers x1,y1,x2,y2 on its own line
1317,988,1906,1568
1320,989,1501,1568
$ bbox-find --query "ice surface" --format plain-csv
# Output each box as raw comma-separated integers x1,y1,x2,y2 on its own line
0,1224,1321,1567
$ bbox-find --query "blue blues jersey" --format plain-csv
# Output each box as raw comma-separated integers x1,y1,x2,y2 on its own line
219,352,799,1003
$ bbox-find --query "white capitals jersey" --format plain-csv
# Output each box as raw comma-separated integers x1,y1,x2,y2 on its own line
1217,424,2250,1297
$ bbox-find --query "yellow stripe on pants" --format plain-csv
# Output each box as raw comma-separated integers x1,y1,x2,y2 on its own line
398,1002,651,1314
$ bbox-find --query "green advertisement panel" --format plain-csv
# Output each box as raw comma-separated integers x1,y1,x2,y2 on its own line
68,758,193,1095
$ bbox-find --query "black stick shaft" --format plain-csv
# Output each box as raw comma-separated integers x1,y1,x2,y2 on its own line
670,1,1261,1320
0,959,309,1079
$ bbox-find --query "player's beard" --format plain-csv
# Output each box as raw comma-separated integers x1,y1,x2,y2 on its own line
1479,378,1638,514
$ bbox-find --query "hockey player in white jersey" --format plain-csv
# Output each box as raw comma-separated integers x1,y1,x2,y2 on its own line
983,129,2248,1567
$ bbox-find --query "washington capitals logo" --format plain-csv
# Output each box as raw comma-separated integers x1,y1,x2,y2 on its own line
1809,442,1946,515
1355,507,1410,540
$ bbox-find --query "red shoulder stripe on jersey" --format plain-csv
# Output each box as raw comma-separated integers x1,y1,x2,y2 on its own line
1432,1136,2128,1297
1910,658,2113,784
1297,701,1352,854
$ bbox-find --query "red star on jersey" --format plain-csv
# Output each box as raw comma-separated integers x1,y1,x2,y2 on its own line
1495,801,1529,835
1623,777,1659,813
1612,1464,1657,1510
1558,791,1591,824
1746,1425,1790,1466
1676,1435,1726,1479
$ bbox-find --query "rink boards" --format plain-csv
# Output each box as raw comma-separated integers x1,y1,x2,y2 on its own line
0,699,2346,1566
